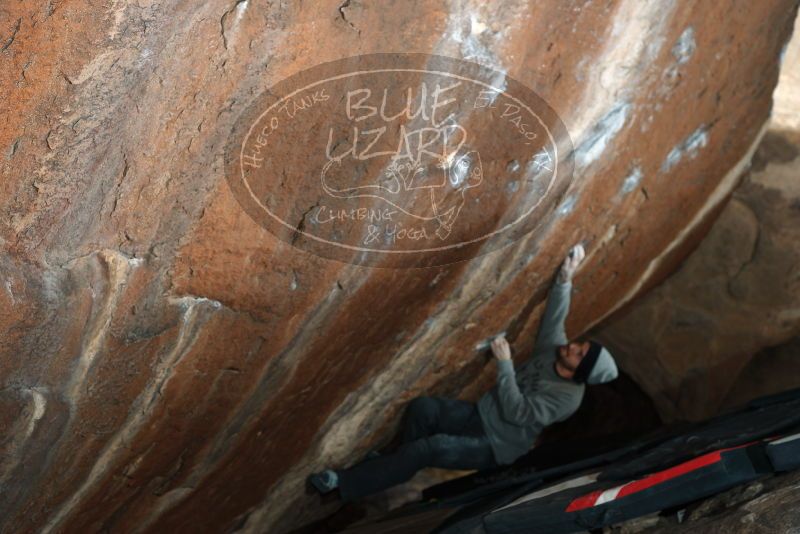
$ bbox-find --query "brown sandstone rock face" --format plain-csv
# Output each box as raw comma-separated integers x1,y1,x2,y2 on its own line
596,11,800,424
0,1,796,532
722,336,800,411
596,129,800,422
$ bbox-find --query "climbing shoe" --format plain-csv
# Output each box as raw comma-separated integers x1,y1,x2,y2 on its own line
307,469,339,495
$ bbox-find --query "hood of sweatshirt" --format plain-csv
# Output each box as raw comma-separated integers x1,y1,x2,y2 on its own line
586,347,618,384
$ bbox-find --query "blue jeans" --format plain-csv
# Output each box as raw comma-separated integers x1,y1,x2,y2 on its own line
336,396,498,501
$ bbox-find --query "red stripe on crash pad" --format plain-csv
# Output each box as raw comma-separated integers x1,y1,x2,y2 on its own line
565,489,605,512
615,450,722,499
566,449,728,512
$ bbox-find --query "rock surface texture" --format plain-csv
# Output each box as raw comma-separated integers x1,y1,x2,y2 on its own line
597,129,800,422
0,1,797,533
597,17,800,422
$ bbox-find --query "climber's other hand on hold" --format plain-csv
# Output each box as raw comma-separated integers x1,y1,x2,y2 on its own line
558,243,586,283
491,335,511,361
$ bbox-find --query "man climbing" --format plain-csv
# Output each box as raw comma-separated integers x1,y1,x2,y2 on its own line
307,244,618,502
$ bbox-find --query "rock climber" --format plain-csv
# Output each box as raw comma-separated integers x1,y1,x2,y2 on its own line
307,243,619,502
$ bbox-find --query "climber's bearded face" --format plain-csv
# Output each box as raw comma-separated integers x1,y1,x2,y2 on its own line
556,341,591,373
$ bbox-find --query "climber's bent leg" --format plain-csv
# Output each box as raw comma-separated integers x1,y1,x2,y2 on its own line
399,396,482,444
337,433,497,502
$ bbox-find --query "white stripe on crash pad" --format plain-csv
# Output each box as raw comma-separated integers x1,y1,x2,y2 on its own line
493,473,599,512
594,484,624,505
769,432,800,445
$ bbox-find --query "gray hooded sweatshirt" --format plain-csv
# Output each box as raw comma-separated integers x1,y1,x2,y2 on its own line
477,280,618,465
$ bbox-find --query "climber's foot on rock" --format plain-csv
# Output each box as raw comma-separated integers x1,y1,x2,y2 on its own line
307,469,341,502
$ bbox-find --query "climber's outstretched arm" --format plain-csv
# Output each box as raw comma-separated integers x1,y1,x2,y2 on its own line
534,244,585,349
